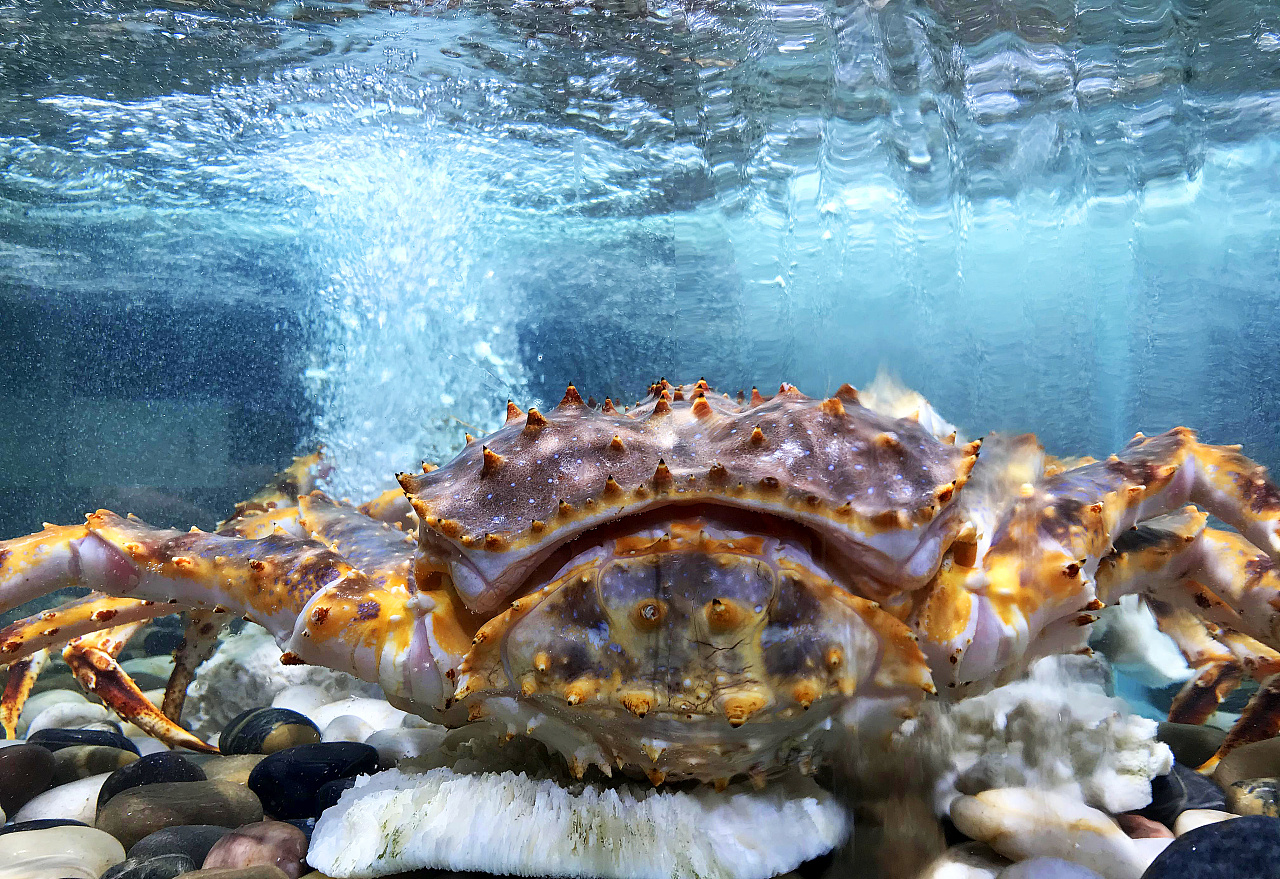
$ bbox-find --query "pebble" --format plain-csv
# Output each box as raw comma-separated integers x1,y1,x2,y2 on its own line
13,771,112,824
179,867,290,879
18,690,88,728
270,686,334,717
1226,777,1280,817
222,708,321,756
917,841,1009,878
52,745,139,785
198,754,267,786
0,824,125,879
131,737,170,757
1213,736,1280,789
363,728,445,765
315,778,356,813
98,752,207,810
143,629,187,656
25,702,112,735
998,857,1104,879
0,818,90,836
99,853,197,879
1172,808,1240,836
308,698,405,732
1142,814,1280,878
247,743,378,819
129,826,234,864
949,787,1147,879
0,743,56,814
119,657,175,679
30,673,85,697
1134,764,1226,827
1156,723,1225,770
27,728,140,755
202,820,309,879
1114,814,1173,839
320,715,374,744
96,780,264,850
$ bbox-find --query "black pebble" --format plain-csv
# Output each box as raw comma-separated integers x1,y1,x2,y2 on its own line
1136,763,1227,827
284,817,317,843
97,751,207,810
248,742,378,819
0,818,89,836
142,629,187,656
221,707,321,756
316,777,358,813
1141,814,1280,878
0,743,56,814
27,728,139,755
128,825,234,863
99,854,196,879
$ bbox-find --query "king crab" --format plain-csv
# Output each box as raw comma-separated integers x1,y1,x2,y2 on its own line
2,377,1280,787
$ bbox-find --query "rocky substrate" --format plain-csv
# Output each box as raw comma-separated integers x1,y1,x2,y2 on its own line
1,635,1277,879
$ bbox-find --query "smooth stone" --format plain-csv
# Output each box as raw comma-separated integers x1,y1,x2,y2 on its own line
1226,777,1280,817
18,691,88,728
129,826,234,863
950,788,1146,879
130,737,169,757
179,867,289,879
308,699,405,732
999,857,1104,879
97,752,207,810
1115,814,1173,839
270,686,334,717
1172,808,1240,835
81,720,125,734
129,674,169,692
247,743,378,819
52,746,139,785
198,754,267,786
917,841,1009,878
27,728,140,755
315,778,356,813
221,709,320,756
0,743,56,813
30,673,87,697
143,629,186,656
1142,814,1280,878
96,780,264,850
0,825,125,879
202,820,308,879
1213,737,1280,789
13,772,112,824
0,819,89,836
25,702,111,735
364,728,446,766
1134,765,1226,827
99,853,196,879
1156,723,1225,770
119,657,174,679
320,716,374,744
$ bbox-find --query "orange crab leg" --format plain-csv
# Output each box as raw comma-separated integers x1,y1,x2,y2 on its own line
1,647,48,739
63,622,218,753
0,592,171,664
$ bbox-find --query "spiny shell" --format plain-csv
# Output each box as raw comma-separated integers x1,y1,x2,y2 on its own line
399,381,975,611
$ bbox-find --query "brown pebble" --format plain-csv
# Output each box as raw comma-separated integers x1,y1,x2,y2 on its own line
1214,737,1280,789
95,780,263,850
1116,813,1174,839
203,820,309,879
1227,777,1280,817
178,867,290,879
199,754,268,786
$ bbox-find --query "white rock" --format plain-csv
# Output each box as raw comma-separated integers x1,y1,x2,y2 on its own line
12,772,113,824
1173,808,1240,835
0,825,125,879
901,655,1172,815
25,701,110,735
949,788,1147,879
182,626,377,737
311,698,407,733
1128,838,1173,873
273,684,340,716
18,689,88,734
365,728,447,765
917,842,1009,879
120,655,175,678
131,736,170,756
323,715,377,744
309,767,848,879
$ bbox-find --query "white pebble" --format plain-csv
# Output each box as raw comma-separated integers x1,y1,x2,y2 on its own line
25,701,110,735
12,771,113,824
120,656,175,678
311,697,406,732
18,690,87,730
1128,837,1173,872
322,715,376,744
272,684,338,716
949,788,1147,879
130,736,170,756
365,727,447,765
0,825,125,879
1173,808,1240,835
918,842,1009,878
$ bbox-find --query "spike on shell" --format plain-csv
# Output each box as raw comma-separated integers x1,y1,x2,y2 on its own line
749,388,765,406
602,398,618,414
505,400,524,423
559,384,585,408
652,397,672,416
692,397,713,419
652,460,673,488
819,397,845,417
834,383,859,402
524,408,549,434
481,446,504,476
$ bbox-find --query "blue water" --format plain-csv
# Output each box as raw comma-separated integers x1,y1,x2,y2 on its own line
1,0,1279,510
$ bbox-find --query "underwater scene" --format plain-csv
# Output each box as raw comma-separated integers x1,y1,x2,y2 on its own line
2,0,1280,876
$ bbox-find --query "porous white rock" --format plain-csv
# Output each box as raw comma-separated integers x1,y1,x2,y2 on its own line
898,655,1172,814
182,626,378,737
364,728,447,766
950,787,1147,879
323,715,377,744
308,767,848,879
12,772,113,824
0,825,125,879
